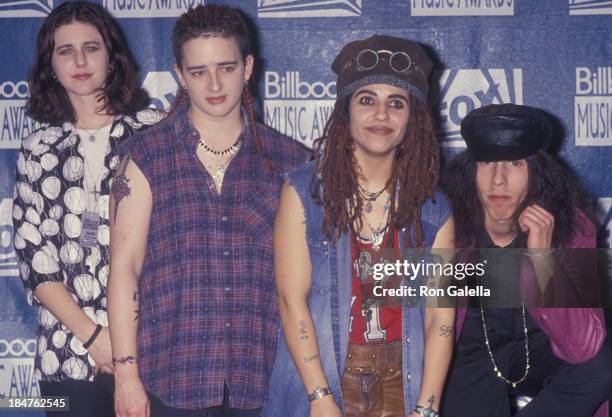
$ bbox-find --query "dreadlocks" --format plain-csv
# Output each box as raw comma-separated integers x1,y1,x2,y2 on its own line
312,94,440,247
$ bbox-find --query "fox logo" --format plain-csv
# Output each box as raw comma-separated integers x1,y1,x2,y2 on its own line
432,69,523,147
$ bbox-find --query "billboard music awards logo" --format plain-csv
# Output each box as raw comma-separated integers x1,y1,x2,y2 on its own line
434,68,523,147
257,0,362,18
0,0,52,17
411,0,514,16
0,338,38,398
569,0,612,15
142,71,178,111
104,0,204,18
0,199,18,278
0,81,39,150
263,71,336,148
575,67,612,146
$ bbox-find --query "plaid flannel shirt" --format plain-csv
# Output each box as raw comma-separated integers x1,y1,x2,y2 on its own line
119,104,309,409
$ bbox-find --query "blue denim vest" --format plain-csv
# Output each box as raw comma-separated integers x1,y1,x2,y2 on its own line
262,162,451,417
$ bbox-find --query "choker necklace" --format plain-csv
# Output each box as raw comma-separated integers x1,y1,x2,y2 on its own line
198,136,241,156
480,306,530,388
358,184,386,213
78,117,113,143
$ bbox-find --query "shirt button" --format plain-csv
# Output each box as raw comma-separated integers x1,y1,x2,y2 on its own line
225,322,230,327
224,287,231,292
223,251,230,256
221,216,228,222
406,372,411,380
406,337,411,343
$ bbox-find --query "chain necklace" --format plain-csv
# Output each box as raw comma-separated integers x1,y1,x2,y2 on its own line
198,136,241,156
77,116,113,143
480,306,530,388
82,131,110,209
198,137,241,186
362,195,391,251
358,184,387,213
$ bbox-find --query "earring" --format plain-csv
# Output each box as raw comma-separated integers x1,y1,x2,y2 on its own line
181,85,188,95
50,72,57,80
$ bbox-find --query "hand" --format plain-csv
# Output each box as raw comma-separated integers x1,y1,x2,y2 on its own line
115,376,150,417
518,204,554,249
310,395,343,417
87,327,114,374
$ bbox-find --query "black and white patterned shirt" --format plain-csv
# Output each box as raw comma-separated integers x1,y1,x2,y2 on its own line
12,109,165,382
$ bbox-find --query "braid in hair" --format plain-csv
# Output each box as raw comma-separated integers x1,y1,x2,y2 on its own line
171,5,273,169
243,78,275,173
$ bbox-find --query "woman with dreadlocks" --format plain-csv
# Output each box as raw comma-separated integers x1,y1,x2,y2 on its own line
262,35,455,417
108,4,308,417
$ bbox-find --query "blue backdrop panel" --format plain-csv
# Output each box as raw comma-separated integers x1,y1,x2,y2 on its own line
0,1,610,414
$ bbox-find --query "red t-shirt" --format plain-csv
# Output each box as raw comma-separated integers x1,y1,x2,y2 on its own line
349,229,402,344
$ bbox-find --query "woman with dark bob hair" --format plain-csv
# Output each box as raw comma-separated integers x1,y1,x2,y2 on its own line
12,2,163,416
263,35,455,417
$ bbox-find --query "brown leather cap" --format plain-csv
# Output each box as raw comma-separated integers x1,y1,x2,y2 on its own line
332,34,432,103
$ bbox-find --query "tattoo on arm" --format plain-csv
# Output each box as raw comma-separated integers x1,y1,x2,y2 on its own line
427,395,436,410
299,320,308,340
303,354,319,363
112,355,137,366
132,290,140,321
439,324,454,337
111,155,132,225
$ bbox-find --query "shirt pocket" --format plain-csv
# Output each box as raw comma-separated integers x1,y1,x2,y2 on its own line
244,189,279,249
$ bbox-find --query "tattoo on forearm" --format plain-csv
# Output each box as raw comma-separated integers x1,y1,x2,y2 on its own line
428,395,436,409
133,290,140,321
111,155,132,225
304,354,319,363
112,355,137,366
299,320,308,340
439,324,454,337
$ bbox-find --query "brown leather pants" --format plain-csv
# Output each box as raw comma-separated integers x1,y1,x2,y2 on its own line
341,341,405,417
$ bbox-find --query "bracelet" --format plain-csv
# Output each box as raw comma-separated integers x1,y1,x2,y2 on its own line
112,356,138,366
307,386,333,402
414,405,439,417
82,324,103,349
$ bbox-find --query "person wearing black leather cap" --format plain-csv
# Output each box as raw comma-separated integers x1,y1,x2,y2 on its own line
441,103,612,417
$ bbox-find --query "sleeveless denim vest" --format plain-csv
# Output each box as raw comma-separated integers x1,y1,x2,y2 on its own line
262,162,451,417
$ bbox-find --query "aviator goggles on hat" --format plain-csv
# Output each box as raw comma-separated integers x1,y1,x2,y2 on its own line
352,49,415,74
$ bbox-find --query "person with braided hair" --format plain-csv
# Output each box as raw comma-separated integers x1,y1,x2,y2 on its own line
263,35,455,417
107,5,309,417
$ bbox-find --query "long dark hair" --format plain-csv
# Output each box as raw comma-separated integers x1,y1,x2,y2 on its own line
312,94,440,247
441,150,593,248
171,5,266,160
26,1,149,125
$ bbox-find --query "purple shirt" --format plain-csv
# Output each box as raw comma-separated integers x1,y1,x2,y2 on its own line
119,105,309,409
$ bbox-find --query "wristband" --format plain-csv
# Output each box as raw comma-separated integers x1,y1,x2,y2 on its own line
414,405,439,417
82,324,103,349
307,386,333,402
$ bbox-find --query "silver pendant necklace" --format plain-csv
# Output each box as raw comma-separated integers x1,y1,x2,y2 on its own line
78,117,113,142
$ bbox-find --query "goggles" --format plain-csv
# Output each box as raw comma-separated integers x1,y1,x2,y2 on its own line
353,49,415,74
